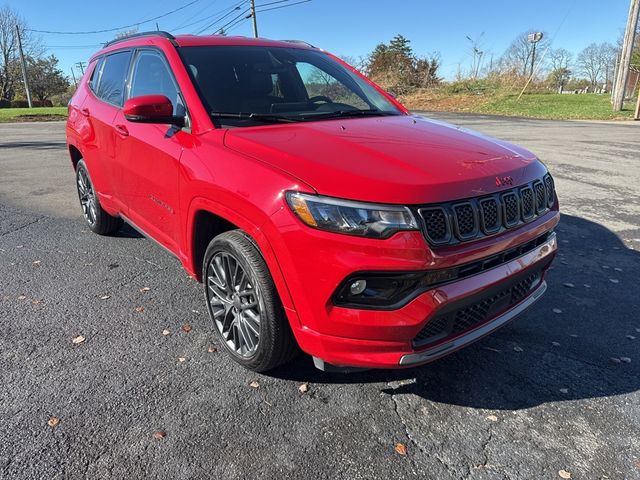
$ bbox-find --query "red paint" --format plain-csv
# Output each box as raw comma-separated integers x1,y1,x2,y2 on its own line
67,34,559,369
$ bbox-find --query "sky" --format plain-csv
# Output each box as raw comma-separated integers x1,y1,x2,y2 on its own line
4,0,634,80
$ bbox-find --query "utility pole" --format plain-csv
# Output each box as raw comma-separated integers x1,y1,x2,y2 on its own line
527,32,543,79
250,0,258,38
75,61,86,76
70,67,77,88
612,0,640,111
15,25,32,108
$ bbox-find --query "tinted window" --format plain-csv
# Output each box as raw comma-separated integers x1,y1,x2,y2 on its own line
129,50,183,115
88,57,104,92
180,46,400,125
96,51,132,106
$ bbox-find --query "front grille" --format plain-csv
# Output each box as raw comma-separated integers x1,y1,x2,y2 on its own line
453,203,476,238
421,207,450,243
533,181,546,212
413,270,542,348
520,187,535,220
503,192,519,226
417,174,556,246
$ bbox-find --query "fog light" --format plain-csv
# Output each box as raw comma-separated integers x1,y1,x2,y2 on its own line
349,279,367,295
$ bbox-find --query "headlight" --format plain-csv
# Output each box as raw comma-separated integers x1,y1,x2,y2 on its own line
285,192,418,239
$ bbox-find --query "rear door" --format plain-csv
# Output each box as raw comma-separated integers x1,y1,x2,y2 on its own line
112,48,189,253
82,50,133,213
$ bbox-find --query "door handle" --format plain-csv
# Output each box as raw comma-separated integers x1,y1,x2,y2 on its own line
80,107,90,117
114,124,129,137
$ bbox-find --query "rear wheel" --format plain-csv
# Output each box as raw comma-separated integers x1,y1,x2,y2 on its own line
203,230,297,372
76,160,122,235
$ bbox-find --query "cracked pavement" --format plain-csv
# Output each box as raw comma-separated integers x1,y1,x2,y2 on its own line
1,117,639,479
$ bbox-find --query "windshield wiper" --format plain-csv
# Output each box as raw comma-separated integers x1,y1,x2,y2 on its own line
210,112,297,123
297,109,400,120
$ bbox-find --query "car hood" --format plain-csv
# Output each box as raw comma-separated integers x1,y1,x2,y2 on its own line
222,115,546,204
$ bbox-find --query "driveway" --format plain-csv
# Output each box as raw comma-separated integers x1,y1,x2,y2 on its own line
0,116,638,479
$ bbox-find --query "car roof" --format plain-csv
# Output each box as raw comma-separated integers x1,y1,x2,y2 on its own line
91,32,316,61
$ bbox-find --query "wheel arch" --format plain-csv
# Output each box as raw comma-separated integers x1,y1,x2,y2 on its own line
186,197,297,315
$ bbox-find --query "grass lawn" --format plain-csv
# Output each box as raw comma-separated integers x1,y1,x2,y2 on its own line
403,91,637,121
0,107,67,123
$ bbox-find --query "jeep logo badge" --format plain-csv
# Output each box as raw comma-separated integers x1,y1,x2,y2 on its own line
495,176,514,187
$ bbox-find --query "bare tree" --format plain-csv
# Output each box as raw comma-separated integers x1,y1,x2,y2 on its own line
577,42,617,89
0,5,42,101
548,48,573,71
465,32,485,80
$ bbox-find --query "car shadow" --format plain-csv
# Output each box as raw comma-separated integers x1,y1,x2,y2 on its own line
269,214,640,410
113,222,144,239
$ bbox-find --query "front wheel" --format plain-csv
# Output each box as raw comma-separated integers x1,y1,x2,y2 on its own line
203,230,297,372
75,160,122,235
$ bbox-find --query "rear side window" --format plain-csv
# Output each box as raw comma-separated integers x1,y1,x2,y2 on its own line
88,57,104,92
96,51,132,106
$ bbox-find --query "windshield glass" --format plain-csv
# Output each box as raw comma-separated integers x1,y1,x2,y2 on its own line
179,45,402,126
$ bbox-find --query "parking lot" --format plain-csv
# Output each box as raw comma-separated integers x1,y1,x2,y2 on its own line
1,114,639,479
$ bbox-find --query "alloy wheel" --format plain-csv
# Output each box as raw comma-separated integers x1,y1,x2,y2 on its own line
77,167,97,226
206,252,262,357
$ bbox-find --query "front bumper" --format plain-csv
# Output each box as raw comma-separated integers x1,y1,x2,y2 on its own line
268,205,559,369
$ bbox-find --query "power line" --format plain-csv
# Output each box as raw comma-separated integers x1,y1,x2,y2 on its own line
28,0,201,34
255,0,311,13
197,7,249,34
180,0,247,32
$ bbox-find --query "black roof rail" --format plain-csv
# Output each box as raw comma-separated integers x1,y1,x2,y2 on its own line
103,31,177,48
280,39,316,48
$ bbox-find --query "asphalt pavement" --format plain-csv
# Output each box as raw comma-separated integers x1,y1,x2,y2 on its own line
1,115,639,479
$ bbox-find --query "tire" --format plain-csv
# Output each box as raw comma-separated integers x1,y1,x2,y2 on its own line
75,159,122,235
203,230,297,372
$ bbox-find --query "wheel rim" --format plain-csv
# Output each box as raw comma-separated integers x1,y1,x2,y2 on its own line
206,252,261,358
77,167,97,226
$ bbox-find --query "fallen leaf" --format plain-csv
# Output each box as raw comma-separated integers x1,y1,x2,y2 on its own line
207,345,217,353
16,244,23,248
569,334,578,338
394,442,407,456
139,287,151,292
249,381,260,389
486,415,498,422
558,469,571,479
614,267,622,272
553,308,562,314
483,347,500,353
298,383,309,393
610,357,622,364
18,295,26,300
72,335,86,345
626,335,636,340
181,324,192,333
562,283,574,288
620,357,631,364
583,284,591,288
152,431,166,440
162,329,170,336
513,346,523,352
552,342,561,347
559,388,569,394
135,306,145,312
609,278,619,284
178,357,186,363
47,416,60,427
33,260,41,265
602,265,610,269
100,295,110,300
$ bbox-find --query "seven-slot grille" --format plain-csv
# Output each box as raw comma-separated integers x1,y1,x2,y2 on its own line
418,174,555,246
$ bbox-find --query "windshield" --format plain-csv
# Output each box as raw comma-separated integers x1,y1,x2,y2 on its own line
179,45,402,126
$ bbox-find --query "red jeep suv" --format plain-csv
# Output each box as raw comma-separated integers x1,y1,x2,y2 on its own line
66,32,559,372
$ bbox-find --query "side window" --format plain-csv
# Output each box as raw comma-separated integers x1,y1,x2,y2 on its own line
129,51,184,116
96,51,132,106
88,57,104,93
